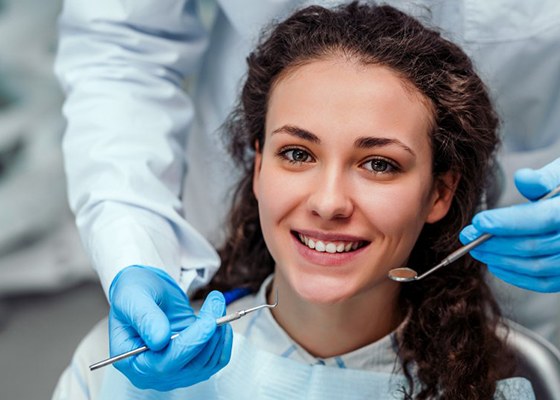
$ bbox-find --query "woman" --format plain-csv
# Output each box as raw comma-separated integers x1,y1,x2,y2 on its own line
53,3,534,399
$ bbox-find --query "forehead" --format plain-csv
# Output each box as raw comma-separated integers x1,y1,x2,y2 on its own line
266,58,434,152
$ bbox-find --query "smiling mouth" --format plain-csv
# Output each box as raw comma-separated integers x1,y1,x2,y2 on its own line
293,232,369,254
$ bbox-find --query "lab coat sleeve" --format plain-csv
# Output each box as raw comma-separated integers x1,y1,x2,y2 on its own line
54,0,220,297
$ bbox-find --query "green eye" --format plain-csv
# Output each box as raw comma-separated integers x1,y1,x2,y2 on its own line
282,148,312,163
291,149,309,162
363,158,398,174
371,159,389,172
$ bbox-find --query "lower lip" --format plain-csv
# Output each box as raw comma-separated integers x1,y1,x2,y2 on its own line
292,234,369,266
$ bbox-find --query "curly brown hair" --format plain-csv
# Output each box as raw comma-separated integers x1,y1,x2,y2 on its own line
200,2,514,399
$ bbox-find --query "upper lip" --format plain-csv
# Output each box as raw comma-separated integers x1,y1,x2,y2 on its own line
293,229,368,243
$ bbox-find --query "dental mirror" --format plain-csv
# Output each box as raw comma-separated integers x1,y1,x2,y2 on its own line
388,184,560,283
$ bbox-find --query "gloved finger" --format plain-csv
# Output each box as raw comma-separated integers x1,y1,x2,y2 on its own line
459,224,481,245
109,311,159,382
198,292,232,371
140,313,216,373
109,308,145,347
195,321,233,371
201,291,228,318
108,314,147,375
461,226,560,258
217,324,233,369
142,326,232,390
168,313,197,333
184,323,225,370
514,158,560,201
113,286,172,351
193,324,233,377
134,325,232,391
470,249,560,278
204,325,232,369
488,265,560,293
472,196,560,236
141,291,225,371
175,291,227,369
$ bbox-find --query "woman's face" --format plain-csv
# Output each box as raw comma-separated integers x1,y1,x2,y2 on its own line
253,58,455,305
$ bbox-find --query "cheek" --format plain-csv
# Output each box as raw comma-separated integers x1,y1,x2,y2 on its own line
255,166,302,264
359,181,433,239
255,164,297,223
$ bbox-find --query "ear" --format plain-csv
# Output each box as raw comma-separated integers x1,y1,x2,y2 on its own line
252,141,263,201
425,171,460,223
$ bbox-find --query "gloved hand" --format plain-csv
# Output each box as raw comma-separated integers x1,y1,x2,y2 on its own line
108,265,233,391
460,158,560,293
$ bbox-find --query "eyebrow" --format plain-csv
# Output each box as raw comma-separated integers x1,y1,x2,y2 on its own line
271,124,415,156
271,125,320,143
354,137,415,156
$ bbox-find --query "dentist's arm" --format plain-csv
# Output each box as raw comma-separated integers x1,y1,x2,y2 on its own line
55,0,226,389
55,0,219,297
460,158,560,292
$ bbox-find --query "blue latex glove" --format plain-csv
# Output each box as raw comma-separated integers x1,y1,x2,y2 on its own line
108,265,232,391
460,158,560,293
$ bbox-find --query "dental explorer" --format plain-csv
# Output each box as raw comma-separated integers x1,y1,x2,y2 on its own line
388,183,560,283
89,290,279,371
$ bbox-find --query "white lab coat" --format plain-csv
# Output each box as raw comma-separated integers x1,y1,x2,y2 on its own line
54,0,560,344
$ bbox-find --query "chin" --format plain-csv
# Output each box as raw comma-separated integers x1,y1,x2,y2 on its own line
289,273,362,305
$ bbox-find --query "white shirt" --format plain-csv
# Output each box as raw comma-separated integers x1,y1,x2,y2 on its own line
231,275,400,372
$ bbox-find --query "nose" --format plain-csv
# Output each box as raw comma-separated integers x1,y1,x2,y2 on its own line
306,166,354,220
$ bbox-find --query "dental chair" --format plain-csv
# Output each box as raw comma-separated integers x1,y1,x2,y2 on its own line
505,320,560,400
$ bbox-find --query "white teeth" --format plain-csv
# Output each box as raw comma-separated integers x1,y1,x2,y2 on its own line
298,234,361,253
325,243,337,253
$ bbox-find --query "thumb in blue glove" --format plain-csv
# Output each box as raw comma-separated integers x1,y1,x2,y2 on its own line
108,265,232,391
460,158,560,293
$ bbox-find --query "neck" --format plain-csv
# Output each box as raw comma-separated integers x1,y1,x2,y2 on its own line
269,275,403,359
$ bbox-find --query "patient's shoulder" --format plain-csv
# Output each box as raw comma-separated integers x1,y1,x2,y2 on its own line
495,377,535,399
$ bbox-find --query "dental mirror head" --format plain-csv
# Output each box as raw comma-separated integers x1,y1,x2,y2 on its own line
388,267,419,282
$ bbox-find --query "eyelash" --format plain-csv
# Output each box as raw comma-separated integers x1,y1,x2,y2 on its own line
361,157,400,175
277,147,400,175
277,147,314,164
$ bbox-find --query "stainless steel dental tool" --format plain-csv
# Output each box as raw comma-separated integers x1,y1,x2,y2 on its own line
89,290,279,371
388,184,560,283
